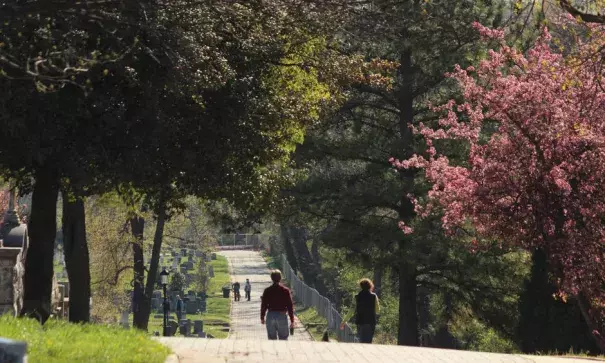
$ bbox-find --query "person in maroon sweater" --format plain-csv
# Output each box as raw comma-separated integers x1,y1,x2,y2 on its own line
260,270,294,340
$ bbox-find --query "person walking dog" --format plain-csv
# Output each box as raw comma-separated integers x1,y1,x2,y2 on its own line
260,270,295,340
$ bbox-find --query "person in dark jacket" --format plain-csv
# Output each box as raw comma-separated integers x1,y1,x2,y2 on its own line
176,295,184,321
341,278,380,343
260,270,295,340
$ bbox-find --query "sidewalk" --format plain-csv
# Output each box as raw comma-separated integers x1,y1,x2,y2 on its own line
222,250,312,341
158,338,599,363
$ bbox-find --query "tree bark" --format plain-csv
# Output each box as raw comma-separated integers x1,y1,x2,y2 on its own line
139,202,167,331
289,225,329,296
62,195,91,323
20,168,59,322
130,214,146,329
373,266,383,298
280,224,299,273
576,292,605,353
398,262,419,346
396,46,420,347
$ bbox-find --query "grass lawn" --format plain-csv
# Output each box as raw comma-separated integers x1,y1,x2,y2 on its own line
147,254,231,338
0,315,170,363
296,306,338,341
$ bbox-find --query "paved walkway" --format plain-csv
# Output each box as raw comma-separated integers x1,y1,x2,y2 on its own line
159,250,598,363
159,338,598,363
222,250,312,341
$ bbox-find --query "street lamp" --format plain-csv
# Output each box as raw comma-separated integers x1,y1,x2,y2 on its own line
160,268,170,336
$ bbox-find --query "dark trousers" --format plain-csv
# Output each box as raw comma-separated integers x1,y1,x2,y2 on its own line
357,324,376,343
245,290,251,301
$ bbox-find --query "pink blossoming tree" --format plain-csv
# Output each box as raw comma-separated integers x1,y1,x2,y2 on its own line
391,21,605,350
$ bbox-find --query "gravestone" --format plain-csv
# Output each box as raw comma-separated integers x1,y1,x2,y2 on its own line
186,301,197,314
211,253,217,260
120,311,130,328
197,298,206,313
205,254,211,262
179,319,191,336
195,251,203,257
181,249,187,257
151,298,160,310
167,320,178,336
188,250,194,258
0,220,27,317
208,266,214,278
193,320,204,334
180,266,187,274
0,337,27,363
185,261,194,270
152,290,162,299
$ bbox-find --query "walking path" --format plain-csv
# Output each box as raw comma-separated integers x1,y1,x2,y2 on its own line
222,250,312,341
159,338,598,363
159,250,597,363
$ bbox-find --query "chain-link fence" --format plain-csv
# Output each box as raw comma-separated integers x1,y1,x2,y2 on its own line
281,254,358,342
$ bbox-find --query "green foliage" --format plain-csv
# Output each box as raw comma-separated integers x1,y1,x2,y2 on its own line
0,315,170,363
169,272,186,293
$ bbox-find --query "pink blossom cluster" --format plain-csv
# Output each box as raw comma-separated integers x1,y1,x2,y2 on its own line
391,22,605,324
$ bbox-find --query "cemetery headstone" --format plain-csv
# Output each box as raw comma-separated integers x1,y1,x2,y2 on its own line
211,253,217,260
186,300,197,314
0,337,27,363
120,311,130,329
208,266,214,278
197,298,206,313
195,251,203,257
179,319,190,336
151,298,160,310
168,320,178,336
185,261,194,270
193,320,204,334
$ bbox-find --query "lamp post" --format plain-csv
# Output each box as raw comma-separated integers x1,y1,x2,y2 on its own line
160,268,170,336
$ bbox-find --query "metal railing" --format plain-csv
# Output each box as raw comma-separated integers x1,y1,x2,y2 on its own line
281,254,358,342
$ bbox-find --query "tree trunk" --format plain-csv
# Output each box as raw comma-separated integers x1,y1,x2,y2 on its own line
311,239,321,266
280,224,299,273
576,292,605,353
62,195,91,323
397,263,419,346
373,266,383,298
395,45,420,347
20,168,59,322
130,215,146,329
289,225,329,296
139,203,167,331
